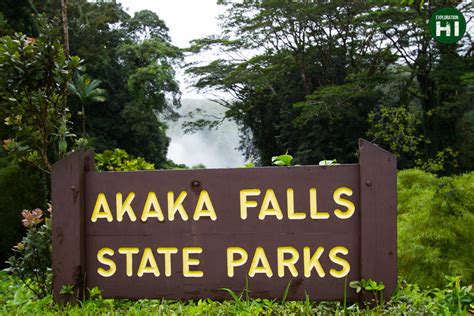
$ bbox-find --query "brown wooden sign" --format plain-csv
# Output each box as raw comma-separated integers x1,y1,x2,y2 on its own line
52,139,396,302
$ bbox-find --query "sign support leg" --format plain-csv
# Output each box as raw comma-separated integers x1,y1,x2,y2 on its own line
359,139,397,302
52,150,94,303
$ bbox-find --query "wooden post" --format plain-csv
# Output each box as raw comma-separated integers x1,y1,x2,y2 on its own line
359,139,397,301
52,150,94,303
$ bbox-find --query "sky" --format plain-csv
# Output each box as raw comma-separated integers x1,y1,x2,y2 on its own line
119,0,224,48
118,0,226,99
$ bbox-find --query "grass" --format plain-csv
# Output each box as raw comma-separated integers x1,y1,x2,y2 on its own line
0,272,473,315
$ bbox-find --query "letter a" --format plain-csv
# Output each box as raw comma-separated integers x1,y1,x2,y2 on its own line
258,189,283,220
91,193,113,222
193,190,217,220
141,192,164,222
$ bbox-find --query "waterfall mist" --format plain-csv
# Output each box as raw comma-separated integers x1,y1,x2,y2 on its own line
166,99,245,168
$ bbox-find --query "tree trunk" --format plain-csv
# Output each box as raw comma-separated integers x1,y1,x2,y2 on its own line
61,0,69,127
61,0,69,57
82,103,86,137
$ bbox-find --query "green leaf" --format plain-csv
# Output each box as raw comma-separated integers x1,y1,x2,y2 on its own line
220,287,242,302
272,151,293,166
281,280,292,304
58,139,67,154
349,280,362,293
88,286,103,300
319,159,338,166
60,284,74,295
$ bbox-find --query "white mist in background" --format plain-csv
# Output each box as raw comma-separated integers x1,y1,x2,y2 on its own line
118,1,243,167
166,99,245,168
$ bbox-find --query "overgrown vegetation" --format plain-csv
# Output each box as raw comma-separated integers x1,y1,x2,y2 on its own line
0,0,184,267
0,22,81,172
0,271,473,315
0,156,47,269
0,0,182,168
0,0,473,314
398,169,474,288
187,0,474,172
4,207,51,298
95,148,155,171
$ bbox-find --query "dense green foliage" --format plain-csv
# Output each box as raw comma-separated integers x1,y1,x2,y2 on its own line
0,0,473,313
65,1,181,167
0,17,81,266
0,0,182,167
95,148,155,172
4,207,52,298
0,157,47,268
0,271,473,315
398,169,474,288
0,1,39,37
94,148,193,171
187,0,474,172
0,23,81,172
68,73,107,137
0,1,182,264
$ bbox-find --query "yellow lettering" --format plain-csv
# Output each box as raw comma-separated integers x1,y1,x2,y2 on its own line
259,189,283,220
329,246,350,278
183,247,203,277
287,188,306,219
168,191,189,221
333,187,355,219
240,189,260,219
91,193,113,222
227,247,248,277
141,192,164,222
193,190,217,221
277,246,299,277
137,247,160,277
116,192,137,222
97,247,116,277
118,247,139,277
310,188,329,219
303,246,325,278
249,247,273,277
157,247,178,277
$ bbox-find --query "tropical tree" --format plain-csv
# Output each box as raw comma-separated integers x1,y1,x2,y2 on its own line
0,21,81,173
68,73,107,136
187,0,473,172
66,2,182,166
369,0,474,172
187,0,398,165
61,0,69,56
1,0,183,167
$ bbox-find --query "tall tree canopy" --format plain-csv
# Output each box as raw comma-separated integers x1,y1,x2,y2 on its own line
187,0,473,173
0,0,182,266
0,0,182,167
66,1,182,166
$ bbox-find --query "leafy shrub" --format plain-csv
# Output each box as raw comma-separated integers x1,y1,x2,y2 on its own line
272,151,293,166
398,169,474,288
0,24,82,172
95,148,154,171
0,271,472,314
4,206,52,298
0,157,47,267
386,276,474,315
